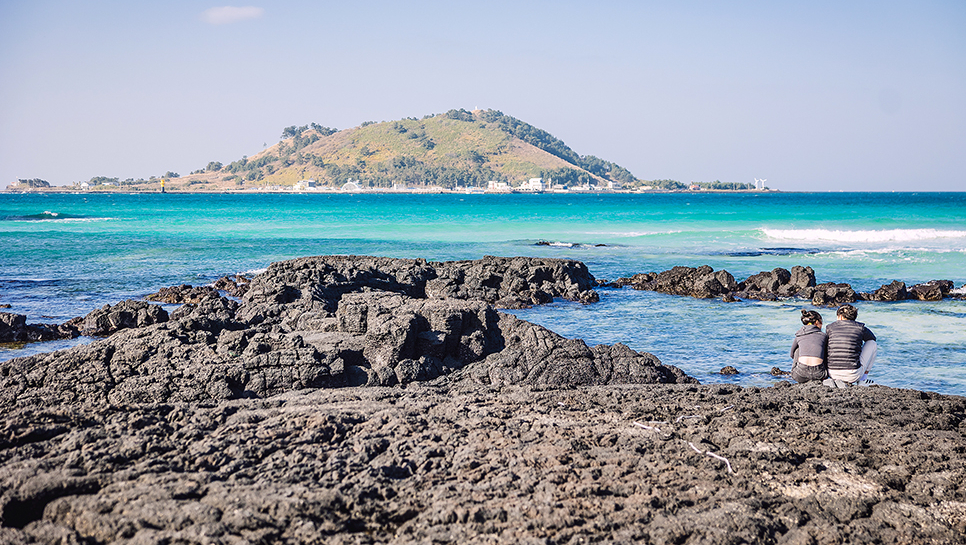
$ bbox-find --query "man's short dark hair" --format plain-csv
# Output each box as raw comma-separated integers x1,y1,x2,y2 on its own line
837,304,858,320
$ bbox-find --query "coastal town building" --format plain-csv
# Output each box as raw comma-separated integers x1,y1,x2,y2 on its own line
520,178,545,192
486,180,512,193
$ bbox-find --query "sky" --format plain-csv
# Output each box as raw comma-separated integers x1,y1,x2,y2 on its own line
1,1,964,191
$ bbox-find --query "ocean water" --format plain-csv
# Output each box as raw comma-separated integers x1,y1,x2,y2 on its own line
2,192,965,396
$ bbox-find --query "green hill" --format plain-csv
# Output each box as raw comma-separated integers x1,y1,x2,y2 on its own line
162,109,643,191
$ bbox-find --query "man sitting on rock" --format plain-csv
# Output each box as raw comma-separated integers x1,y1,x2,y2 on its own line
824,304,877,388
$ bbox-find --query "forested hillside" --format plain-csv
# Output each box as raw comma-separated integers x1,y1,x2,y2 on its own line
153,109,656,191
50,109,756,192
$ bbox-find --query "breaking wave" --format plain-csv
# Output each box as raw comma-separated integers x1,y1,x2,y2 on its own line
761,228,966,243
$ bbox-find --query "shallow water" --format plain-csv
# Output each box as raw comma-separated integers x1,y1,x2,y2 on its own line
2,191,964,395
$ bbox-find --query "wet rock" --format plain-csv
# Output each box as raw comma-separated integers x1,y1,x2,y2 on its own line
0,312,78,342
908,280,954,302
0,312,28,342
720,366,739,375
613,266,736,299
79,300,169,337
146,284,219,305
735,266,815,300
810,282,859,307
610,265,816,302
1,256,689,410
211,274,251,298
771,367,791,376
869,280,908,302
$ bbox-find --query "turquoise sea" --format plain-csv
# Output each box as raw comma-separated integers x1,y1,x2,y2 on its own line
2,192,965,396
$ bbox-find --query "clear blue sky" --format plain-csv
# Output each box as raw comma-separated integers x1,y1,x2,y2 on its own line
2,1,964,191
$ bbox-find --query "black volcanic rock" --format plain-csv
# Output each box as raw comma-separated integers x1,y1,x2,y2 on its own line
809,282,859,307
869,280,909,302
0,312,78,343
610,266,737,299
0,256,688,411
735,266,816,300
909,280,955,301
78,299,169,337
609,265,818,302
0,312,28,342
146,284,220,304
2,255,966,544
1,383,964,544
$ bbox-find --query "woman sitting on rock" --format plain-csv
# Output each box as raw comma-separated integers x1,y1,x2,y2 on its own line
790,309,828,383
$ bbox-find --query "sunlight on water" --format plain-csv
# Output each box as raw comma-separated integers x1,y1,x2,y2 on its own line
508,290,966,397
2,192,965,396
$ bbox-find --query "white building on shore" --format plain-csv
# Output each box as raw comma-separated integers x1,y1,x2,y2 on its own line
486,180,512,192
520,178,545,192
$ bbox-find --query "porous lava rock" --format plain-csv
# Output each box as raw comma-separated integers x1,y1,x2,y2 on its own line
1,256,965,544
736,266,816,300
0,256,689,411
909,280,955,302
77,300,169,337
809,282,860,307
0,313,77,343
1,383,963,544
604,265,961,306
868,280,908,302
608,265,819,302
608,266,737,299
146,284,219,305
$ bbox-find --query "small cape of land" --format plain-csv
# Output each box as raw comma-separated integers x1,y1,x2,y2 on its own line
1,256,964,544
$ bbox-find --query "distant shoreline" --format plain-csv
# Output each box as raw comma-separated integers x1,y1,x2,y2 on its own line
5,187,780,195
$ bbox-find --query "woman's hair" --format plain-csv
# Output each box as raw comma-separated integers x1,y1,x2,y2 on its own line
801,309,823,326
836,304,858,320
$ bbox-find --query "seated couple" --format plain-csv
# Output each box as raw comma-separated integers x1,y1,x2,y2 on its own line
789,304,877,388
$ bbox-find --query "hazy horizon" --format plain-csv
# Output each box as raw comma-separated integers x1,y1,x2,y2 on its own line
2,1,964,192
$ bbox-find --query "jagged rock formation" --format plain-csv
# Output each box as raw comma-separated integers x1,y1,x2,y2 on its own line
147,275,251,304
1,382,964,544
605,265,963,306
1,255,965,544
908,280,955,301
0,256,688,411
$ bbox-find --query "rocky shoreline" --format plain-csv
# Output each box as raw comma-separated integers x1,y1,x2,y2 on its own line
602,264,964,305
1,255,965,544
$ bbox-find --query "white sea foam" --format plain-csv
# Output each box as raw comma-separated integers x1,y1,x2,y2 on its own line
761,228,966,243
